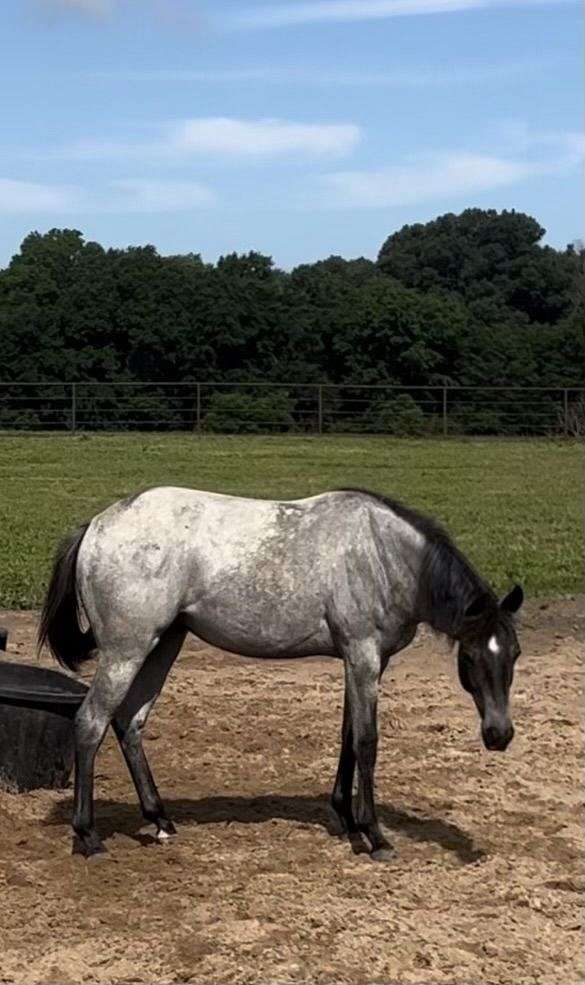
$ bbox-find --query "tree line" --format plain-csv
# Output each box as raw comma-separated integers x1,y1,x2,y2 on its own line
0,208,582,433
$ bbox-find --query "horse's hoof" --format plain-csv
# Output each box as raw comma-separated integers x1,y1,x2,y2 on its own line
156,819,177,841
72,833,107,858
369,846,394,863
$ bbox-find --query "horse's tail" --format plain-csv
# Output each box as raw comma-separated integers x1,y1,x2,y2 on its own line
38,523,96,672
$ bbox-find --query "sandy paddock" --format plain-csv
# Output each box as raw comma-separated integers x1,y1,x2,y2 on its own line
0,599,582,985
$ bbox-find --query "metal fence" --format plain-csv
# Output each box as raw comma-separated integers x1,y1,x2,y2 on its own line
0,382,583,436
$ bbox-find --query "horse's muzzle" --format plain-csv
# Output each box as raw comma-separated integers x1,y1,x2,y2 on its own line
482,721,514,751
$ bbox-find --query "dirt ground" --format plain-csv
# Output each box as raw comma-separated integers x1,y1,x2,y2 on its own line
0,599,582,985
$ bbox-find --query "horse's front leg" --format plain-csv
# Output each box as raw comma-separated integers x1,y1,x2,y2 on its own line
331,691,356,834
342,640,393,861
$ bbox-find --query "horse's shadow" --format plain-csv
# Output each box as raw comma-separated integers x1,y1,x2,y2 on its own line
46,793,485,865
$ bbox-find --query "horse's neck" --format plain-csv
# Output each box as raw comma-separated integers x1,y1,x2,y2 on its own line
370,501,487,638
372,506,427,614
416,538,487,640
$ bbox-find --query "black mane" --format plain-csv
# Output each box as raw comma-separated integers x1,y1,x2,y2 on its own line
339,488,497,639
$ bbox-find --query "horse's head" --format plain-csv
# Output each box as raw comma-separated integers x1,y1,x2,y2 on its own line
457,585,523,751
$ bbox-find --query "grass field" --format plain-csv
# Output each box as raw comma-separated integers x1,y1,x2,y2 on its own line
0,434,581,608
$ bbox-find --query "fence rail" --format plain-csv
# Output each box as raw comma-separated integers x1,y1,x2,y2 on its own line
0,382,583,436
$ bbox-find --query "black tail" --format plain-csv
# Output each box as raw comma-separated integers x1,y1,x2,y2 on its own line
38,524,96,672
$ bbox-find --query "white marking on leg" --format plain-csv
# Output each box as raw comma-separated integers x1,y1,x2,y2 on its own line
488,635,500,654
157,828,171,841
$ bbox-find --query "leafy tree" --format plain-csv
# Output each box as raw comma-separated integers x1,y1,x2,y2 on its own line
378,209,575,328
0,210,581,434
291,258,466,384
0,229,119,381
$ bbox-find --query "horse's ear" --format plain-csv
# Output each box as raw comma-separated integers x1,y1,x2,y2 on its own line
500,584,524,614
464,592,492,621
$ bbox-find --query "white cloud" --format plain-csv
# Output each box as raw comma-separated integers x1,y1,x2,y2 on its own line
0,177,215,214
322,154,532,207
0,178,82,213
172,117,359,157
60,117,361,161
320,134,584,208
235,0,575,28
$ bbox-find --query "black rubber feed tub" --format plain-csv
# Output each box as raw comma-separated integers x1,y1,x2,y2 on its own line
0,662,88,792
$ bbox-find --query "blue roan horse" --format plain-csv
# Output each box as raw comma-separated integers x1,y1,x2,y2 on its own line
39,487,523,859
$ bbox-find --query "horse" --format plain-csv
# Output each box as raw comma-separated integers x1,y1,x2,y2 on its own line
38,487,523,859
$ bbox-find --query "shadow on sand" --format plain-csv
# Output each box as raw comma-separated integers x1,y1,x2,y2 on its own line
47,793,485,864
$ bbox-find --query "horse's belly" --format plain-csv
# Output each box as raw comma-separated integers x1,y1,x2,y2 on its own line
181,595,333,659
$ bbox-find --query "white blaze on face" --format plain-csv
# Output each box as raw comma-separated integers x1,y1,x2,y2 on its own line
488,635,500,655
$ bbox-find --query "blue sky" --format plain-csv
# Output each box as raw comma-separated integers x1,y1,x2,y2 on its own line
1,0,582,268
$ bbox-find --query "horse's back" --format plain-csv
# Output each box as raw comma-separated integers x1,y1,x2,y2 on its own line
76,488,370,655
85,487,342,552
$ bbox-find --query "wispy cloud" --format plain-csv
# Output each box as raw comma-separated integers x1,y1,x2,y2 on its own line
234,0,575,28
105,178,215,211
35,0,113,16
0,177,215,214
0,178,82,213
498,123,585,163
322,154,534,208
92,59,543,88
320,131,584,208
59,117,361,161
33,0,205,28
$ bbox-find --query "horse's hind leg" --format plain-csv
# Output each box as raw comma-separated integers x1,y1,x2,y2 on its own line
73,643,153,857
113,623,186,840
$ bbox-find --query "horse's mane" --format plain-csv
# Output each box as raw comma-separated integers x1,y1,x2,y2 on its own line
338,488,496,639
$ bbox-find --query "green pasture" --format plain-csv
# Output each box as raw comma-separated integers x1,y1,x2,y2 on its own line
0,434,581,608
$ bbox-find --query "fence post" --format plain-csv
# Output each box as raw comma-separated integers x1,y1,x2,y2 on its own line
317,385,323,435
563,388,569,436
442,386,448,436
195,383,201,435
71,383,76,434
